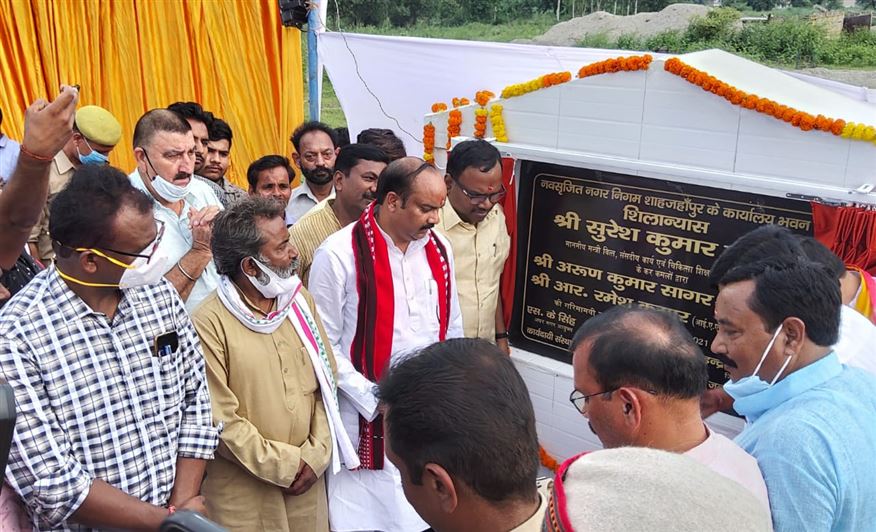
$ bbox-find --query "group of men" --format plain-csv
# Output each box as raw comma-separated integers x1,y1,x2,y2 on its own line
0,86,516,531
0,85,874,532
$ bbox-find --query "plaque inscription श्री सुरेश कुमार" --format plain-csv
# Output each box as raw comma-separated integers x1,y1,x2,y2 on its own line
510,161,812,388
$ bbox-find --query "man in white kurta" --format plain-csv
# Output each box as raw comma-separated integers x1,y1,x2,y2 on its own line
309,158,463,532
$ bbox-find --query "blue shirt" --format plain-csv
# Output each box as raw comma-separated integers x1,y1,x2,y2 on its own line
736,353,876,532
0,133,21,183
128,170,222,313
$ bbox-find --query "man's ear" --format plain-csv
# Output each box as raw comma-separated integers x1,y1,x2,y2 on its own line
423,462,459,514
780,317,806,357
240,256,260,278
444,174,453,193
333,170,345,191
616,387,643,429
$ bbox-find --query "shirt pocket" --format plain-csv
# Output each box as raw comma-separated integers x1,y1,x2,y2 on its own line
282,346,318,411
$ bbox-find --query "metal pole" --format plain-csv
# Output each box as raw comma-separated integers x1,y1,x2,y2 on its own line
307,4,320,121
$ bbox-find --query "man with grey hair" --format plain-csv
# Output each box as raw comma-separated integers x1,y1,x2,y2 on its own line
192,196,356,531
129,108,223,312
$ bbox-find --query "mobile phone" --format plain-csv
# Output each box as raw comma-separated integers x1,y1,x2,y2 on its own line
160,511,227,532
0,382,16,495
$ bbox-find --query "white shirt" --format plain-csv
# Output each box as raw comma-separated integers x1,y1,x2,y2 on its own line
686,425,771,516
835,304,876,376
309,221,463,532
128,170,223,313
0,133,21,183
285,180,334,225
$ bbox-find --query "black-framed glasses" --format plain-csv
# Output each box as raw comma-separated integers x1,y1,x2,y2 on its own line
569,387,658,415
456,181,507,205
569,388,617,414
100,220,165,261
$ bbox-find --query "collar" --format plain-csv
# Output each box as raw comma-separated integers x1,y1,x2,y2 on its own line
439,200,497,231
0,134,7,148
735,352,843,423
54,150,76,175
292,179,334,202
47,266,139,320
234,280,276,317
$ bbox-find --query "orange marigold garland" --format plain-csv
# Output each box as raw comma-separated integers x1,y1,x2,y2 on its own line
431,102,448,113
451,97,470,108
501,71,572,99
489,104,508,143
475,90,495,107
473,108,488,139
663,57,869,143
539,445,559,472
577,54,653,78
422,122,436,164
447,109,462,149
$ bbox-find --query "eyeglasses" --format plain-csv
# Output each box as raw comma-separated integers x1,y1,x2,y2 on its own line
569,388,617,414
455,181,507,205
98,220,165,263
569,387,658,415
61,220,166,265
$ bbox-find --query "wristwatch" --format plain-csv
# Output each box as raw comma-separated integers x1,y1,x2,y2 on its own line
495,331,509,340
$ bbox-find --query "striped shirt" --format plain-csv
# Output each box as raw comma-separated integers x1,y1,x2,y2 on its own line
288,198,342,287
0,267,218,531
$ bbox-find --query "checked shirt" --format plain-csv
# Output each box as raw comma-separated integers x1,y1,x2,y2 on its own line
0,267,218,531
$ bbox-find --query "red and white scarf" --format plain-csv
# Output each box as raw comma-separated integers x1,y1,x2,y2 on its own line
351,203,452,469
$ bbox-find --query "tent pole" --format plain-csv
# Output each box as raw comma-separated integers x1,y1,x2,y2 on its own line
307,4,320,121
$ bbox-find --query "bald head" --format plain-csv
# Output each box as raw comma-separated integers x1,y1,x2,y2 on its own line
133,108,191,149
375,156,442,205
571,306,707,399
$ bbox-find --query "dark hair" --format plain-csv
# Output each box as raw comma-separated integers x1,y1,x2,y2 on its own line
0,107,3,127
50,165,153,251
246,155,294,190
167,101,214,128
720,258,841,346
208,118,233,148
378,338,539,504
357,128,407,161
132,109,192,149
375,157,434,205
446,139,501,182
290,121,338,152
797,236,845,280
335,127,351,147
335,143,390,177
570,306,707,399
211,196,286,276
708,224,803,288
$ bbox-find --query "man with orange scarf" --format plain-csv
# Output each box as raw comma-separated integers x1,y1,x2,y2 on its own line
309,157,463,532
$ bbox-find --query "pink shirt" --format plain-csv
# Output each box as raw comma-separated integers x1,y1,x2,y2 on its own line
685,425,772,518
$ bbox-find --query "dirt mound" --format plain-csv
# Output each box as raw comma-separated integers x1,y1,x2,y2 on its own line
528,3,711,47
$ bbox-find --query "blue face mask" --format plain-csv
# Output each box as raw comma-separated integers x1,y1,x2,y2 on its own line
77,138,110,165
723,324,794,403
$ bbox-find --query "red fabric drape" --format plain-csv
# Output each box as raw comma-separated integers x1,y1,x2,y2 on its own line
499,157,517,329
812,201,876,275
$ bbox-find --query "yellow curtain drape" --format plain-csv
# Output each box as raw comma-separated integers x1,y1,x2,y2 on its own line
0,0,303,188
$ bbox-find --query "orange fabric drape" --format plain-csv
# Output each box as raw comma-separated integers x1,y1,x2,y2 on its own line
0,0,303,188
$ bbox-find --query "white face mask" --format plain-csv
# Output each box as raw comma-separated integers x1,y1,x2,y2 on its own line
243,257,300,299
142,150,191,202
150,174,190,202
119,254,169,289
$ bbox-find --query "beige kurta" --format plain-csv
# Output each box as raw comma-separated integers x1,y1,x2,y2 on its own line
193,287,336,532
